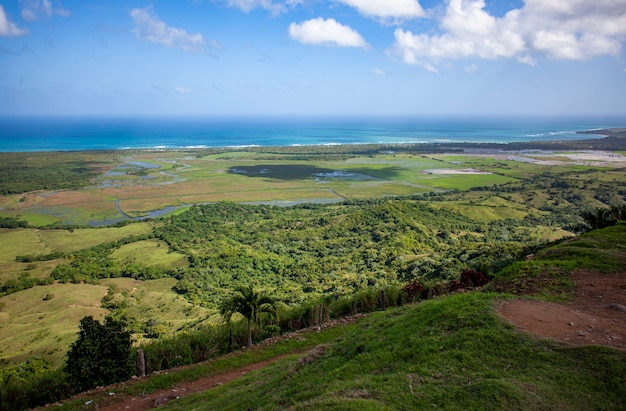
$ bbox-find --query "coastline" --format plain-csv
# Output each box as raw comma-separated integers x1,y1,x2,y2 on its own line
2,115,625,153
0,128,624,154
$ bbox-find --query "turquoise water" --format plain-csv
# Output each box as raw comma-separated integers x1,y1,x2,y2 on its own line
1,116,624,152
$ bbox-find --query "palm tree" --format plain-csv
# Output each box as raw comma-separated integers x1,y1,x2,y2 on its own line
221,285,276,348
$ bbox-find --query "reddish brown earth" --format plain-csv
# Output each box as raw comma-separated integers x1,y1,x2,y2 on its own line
497,270,626,351
96,356,287,411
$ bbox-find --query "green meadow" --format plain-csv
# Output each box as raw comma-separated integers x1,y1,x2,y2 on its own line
0,283,108,366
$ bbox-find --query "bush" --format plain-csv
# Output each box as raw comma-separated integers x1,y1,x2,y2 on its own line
0,368,72,411
402,279,426,303
64,315,134,392
263,325,281,339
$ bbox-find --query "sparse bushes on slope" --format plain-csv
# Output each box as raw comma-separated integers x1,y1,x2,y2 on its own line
581,204,626,231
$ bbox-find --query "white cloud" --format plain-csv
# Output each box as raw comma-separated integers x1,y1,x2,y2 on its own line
336,0,425,20
391,0,626,70
222,0,296,14
0,5,28,37
289,18,368,48
372,68,387,75
175,86,192,94
130,7,207,52
19,0,69,22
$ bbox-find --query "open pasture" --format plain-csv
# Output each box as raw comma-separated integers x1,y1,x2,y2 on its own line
0,277,215,368
0,283,109,367
110,240,188,268
0,229,51,264
37,223,153,253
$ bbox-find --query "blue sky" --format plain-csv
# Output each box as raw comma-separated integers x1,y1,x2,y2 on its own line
1,0,625,117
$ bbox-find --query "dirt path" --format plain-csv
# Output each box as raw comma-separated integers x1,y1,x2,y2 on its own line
497,270,626,351
95,355,288,411
55,316,363,411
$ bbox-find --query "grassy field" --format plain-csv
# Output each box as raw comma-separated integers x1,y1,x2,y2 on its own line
0,223,154,283
0,229,51,264
36,223,153,253
0,277,215,368
0,283,109,366
151,293,626,411
110,240,188,268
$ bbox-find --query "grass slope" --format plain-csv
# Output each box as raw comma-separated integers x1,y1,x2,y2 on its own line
490,223,626,300
154,225,626,410
164,293,626,410
0,283,108,366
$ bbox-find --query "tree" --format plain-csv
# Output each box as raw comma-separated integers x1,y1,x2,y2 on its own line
221,286,276,348
64,315,133,392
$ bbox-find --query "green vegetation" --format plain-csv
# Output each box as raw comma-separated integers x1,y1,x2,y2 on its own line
0,144,625,409
580,204,626,230
490,223,626,300
0,283,108,367
64,315,133,392
0,151,119,194
166,293,626,411
221,286,276,347
2,225,626,410
1,146,625,370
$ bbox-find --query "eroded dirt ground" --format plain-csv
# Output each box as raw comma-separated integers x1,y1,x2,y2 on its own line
497,270,626,351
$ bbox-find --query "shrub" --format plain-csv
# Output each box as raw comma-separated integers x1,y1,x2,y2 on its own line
263,324,281,339
402,279,426,303
64,315,134,392
459,269,491,287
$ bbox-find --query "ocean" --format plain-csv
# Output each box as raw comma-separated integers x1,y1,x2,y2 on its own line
0,116,624,152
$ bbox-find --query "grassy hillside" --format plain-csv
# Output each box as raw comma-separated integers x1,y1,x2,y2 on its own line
161,292,626,410
490,223,626,299
5,225,626,411
156,226,626,410
0,283,108,366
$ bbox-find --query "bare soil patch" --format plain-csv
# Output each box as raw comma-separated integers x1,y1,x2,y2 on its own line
95,356,286,411
497,270,626,350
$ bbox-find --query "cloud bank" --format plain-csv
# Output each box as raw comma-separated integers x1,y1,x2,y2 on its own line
392,0,626,71
289,18,368,48
130,7,208,52
0,5,28,37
